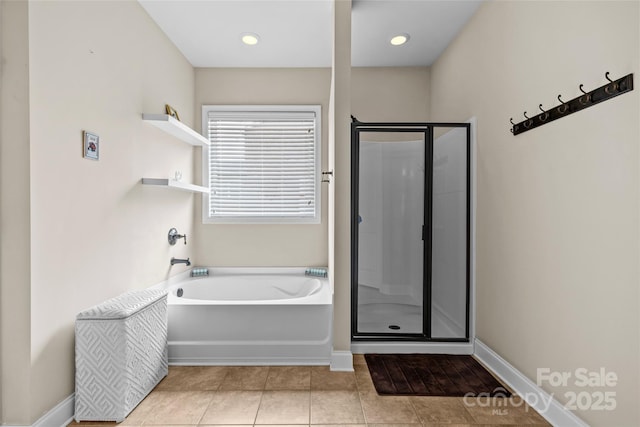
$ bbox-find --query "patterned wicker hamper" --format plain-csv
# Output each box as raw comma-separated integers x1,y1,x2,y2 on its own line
74,289,168,422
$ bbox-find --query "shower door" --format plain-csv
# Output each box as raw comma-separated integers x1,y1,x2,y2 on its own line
351,121,470,342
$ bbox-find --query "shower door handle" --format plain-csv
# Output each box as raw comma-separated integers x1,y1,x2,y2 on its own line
422,225,425,240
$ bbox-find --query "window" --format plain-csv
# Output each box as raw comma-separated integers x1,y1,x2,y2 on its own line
202,105,321,224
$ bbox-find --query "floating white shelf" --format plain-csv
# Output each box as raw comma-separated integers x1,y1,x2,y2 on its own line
142,113,209,146
141,178,208,194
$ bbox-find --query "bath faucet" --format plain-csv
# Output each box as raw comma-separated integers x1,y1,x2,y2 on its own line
168,228,187,245
171,257,191,266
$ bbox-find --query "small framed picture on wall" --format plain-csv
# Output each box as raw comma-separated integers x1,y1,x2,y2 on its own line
83,131,99,160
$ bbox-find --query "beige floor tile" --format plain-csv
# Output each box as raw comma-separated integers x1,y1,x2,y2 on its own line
367,424,423,427
359,392,420,424
120,390,169,425
421,425,548,427
509,396,552,425
255,390,311,424
155,366,228,391
310,390,364,424
310,366,357,390
430,425,549,427
420,424,476,427
352,353,367,365
199,390,262,425
92,364,551,427
462,396,550,425
67,423,125,426
142,391,212,425
69,419,144,426
411,397,476,424
265,366,312,390
353,362,370,372
312,425,366,427
218,366,269,390
354,367,376,393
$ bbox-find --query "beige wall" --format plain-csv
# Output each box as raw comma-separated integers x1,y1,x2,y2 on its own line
430,1,639,425
352,67,430,122
21,0,195,422
193,68,331,267
331,0,352,353
0,0,32,423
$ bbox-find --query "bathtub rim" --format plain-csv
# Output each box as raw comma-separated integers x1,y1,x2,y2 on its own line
152,266,333,306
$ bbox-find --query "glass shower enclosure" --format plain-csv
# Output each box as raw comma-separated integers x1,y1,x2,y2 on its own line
351,121,471,342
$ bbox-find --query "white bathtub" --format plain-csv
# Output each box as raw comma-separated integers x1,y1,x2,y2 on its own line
162,268,333,365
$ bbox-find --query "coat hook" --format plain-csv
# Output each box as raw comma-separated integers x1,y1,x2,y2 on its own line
523,112,533,128
539,104,549,122
605,72,617,94
509,118,519,134
557,94,568,113
578,84,590,105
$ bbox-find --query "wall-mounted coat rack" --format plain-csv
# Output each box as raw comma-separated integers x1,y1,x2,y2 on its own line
510,72,634,135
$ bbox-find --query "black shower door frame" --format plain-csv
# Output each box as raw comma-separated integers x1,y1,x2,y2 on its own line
350,121,471,342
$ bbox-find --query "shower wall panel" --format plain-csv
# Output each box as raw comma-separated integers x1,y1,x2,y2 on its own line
359,141,424,302
431,127,468,338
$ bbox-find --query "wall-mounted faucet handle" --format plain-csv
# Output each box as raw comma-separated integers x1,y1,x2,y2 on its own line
168,228,187,245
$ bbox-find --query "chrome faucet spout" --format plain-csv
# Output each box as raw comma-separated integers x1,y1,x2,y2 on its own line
171,257,191,266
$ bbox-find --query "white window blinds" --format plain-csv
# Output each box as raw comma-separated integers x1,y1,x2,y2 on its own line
204,106,321,223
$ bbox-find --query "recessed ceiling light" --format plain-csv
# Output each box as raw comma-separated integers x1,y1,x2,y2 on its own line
390,34,410,46
241,33,260,46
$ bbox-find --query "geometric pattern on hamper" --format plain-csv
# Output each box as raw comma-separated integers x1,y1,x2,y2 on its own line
75,289,168,422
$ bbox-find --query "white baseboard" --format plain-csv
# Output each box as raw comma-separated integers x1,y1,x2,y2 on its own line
31,393,74,427
474,339,589,427
330,350,353,371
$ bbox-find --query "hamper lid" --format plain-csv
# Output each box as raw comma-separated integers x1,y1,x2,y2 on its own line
76,289,167,320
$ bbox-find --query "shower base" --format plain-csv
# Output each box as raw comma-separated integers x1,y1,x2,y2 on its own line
358,302,422,333
357,302,456,335
355,284,467,349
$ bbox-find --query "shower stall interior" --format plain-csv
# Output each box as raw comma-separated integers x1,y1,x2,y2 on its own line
351,120,471,345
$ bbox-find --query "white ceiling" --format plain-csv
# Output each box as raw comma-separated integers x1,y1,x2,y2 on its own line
352,0,482,67
138,0,482,68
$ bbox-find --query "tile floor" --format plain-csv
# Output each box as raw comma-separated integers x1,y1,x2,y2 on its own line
69,355,551,426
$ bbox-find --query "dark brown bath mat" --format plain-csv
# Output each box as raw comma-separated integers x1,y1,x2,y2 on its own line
365,353,511,397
